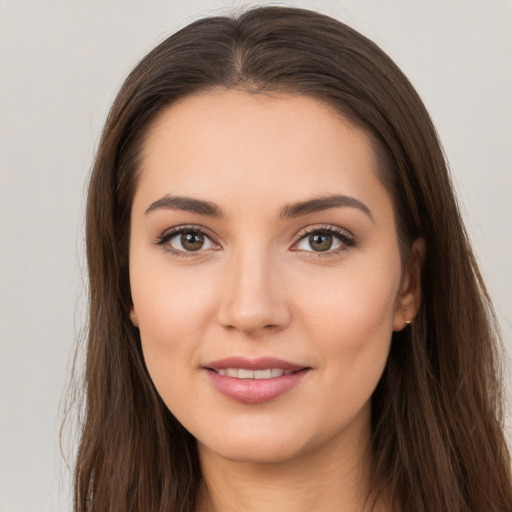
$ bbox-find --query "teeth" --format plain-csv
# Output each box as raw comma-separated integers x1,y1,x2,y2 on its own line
238,369,254,379
254,369,271,379
216,368,290,379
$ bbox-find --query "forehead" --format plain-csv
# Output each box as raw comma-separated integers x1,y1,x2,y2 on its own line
135,89,390,217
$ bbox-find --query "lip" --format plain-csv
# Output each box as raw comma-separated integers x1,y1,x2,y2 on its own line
202,357,310,404
204,356,305,372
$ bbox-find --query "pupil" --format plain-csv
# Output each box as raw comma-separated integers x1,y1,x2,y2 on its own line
309,232,332,252
181,232,204,251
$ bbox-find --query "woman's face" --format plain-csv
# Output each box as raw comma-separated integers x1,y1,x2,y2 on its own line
129,90,418,464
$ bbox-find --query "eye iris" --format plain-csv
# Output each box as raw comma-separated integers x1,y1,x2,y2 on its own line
309,232,332,251
181,231,204,251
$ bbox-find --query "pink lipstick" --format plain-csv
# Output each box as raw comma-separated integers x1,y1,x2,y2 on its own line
203,357,310,404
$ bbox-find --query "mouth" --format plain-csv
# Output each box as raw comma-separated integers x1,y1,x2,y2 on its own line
202,357,311,403
210,368,300,379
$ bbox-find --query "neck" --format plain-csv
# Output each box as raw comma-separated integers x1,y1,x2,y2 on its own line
195,409,386,512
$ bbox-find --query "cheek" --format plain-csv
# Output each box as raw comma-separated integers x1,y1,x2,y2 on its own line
130,261,220,401
297,259,399,337
293,263,398,431
131,255,219,335
293,254,400,388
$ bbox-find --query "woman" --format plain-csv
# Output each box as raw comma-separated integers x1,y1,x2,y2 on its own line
75,6,512,511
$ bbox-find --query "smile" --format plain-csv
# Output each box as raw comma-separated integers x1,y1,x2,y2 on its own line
203,357,310,403
214,368,296,379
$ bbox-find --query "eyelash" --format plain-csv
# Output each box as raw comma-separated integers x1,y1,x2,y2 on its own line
292,225,357,256
155,224,357,258
155,225,220,258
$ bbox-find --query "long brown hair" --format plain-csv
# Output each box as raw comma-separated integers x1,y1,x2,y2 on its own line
73,6,511,511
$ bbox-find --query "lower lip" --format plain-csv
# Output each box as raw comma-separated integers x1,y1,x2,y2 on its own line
205,369,310,404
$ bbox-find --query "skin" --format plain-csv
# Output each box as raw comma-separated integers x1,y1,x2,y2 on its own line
129,89,423,512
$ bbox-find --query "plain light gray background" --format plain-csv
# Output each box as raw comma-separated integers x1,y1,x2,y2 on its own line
1,1,511,510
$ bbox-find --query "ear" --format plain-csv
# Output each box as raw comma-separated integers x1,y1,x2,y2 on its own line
129,306,139,328
393,237,426,331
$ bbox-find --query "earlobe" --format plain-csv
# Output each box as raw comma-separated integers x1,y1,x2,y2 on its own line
130,307,139,328
393,237,426,331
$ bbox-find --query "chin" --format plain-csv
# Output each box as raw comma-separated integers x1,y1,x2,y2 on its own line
195,418,338,467
192,418,305,462
203,437,307,465
192,401,372,467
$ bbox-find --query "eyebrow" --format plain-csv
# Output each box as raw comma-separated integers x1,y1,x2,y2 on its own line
280,194,374,222
145,195,223,217
144,193,373,222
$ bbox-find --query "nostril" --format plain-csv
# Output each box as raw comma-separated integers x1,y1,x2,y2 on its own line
216,282,292,334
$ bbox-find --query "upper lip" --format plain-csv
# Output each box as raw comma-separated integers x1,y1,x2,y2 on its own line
203,356,308,372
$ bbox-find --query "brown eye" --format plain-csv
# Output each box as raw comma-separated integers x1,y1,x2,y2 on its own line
162,228,217,254
181,231,205,251
308,232,333,252
293,227,354,254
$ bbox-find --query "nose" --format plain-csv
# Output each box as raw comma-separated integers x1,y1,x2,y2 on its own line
216,247,291,336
